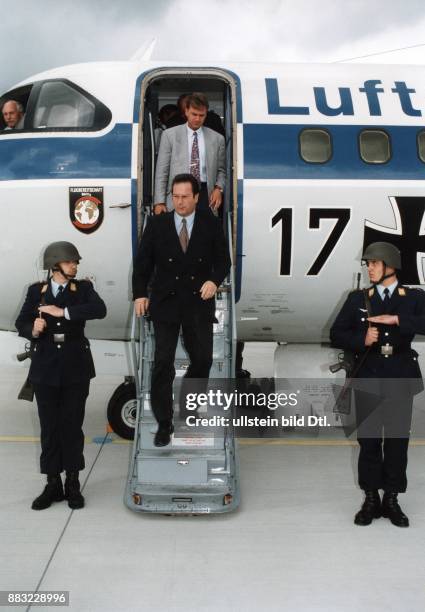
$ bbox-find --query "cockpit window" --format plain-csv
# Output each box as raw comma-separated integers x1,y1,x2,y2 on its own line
33,81,95,128
31,80,111,131
0,79,111,133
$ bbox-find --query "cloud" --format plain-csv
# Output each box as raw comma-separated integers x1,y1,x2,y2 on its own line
1,0,425,92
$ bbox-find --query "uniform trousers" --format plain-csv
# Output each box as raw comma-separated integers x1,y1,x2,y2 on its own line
34,382,89,474
355,389,413,493
151,318,213,422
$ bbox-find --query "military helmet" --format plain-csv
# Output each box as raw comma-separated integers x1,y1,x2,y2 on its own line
362,241,401,269
43,241,82,270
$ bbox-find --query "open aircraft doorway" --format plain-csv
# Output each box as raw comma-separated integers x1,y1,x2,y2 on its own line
106,67,239,440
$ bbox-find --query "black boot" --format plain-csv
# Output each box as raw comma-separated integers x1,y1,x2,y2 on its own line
154,421,174,447
354,490,381,525
382,492,409,527
64,471,85,509
31,474,64,510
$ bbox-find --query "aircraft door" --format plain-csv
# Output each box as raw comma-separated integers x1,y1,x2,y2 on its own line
224,83,234,215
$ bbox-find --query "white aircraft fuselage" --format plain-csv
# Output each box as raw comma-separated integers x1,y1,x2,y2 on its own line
1,59,424,347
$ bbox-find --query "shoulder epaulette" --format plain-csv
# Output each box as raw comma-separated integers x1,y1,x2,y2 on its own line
403,285,424,293
30,281,48,293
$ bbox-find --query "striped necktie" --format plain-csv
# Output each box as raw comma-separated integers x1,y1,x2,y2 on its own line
179,218,189,253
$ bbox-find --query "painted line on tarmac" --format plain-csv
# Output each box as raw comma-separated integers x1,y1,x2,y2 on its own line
1,436,425,447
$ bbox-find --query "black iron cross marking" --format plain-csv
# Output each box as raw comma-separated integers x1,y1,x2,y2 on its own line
363,197,425,285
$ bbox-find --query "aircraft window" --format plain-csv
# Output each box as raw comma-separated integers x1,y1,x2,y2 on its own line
359,130,391,164
299,129,332,163
32,80,111,131
417,130,425,163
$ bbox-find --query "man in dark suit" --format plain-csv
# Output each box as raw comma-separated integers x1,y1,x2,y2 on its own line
15,242,106,510
154,93,225,215
330,242,425,528
133,173,231,446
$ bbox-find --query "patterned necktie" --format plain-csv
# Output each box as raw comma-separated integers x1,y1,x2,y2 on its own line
190,131,201,182
179,218,189,253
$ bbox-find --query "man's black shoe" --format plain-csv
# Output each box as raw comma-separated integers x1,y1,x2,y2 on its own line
31,474,64,510
382,492,409,527
354,490,381,526
64,471,85,509
154,421,174,447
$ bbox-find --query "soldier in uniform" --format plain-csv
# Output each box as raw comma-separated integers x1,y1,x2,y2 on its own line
330,242,425,527
15,242,106,510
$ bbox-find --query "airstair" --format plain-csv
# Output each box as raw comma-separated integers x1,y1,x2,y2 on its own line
125,216,239,514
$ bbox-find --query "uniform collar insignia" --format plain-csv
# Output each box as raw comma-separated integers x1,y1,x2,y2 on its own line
398,287,406,296
41,283,48,294
70,282,77,292
368,288,374,297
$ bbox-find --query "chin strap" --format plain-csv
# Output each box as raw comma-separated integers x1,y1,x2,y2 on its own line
373,268,396,286
52,264,76,281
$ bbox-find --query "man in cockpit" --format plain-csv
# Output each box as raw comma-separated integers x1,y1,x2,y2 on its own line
1,99,24,129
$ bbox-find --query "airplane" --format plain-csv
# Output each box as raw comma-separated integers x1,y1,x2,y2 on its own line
1,49,425,438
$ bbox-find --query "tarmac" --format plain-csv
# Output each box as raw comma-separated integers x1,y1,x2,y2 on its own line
1,341,424,612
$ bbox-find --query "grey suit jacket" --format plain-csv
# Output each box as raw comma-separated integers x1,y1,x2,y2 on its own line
154,123,226,209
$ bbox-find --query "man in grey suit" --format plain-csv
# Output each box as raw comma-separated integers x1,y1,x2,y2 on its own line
153,93,225,214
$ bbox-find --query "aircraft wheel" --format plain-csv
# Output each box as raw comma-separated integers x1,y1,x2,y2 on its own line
107,381,137,440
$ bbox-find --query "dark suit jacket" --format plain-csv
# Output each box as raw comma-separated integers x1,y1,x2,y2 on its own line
132,210,231,323
15,279,106,386
330,284,425,392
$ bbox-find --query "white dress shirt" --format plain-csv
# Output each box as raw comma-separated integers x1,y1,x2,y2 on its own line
174,210,195,239
376,279,398,300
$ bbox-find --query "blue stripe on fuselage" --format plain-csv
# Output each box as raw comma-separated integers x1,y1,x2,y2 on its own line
244,124,425,180
0,124,132,181
3,122,425,182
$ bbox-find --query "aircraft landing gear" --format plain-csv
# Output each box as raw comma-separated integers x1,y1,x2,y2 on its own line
107,377,136,440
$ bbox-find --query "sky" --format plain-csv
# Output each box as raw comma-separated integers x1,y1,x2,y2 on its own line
2,0,425,92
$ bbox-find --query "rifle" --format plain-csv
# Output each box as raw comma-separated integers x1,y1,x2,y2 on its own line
330,274,372,415
17,273,49,403
17,343,34,402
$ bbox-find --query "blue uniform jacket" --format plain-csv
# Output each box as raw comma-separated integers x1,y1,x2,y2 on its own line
330,285,425,394
15,279,106,386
